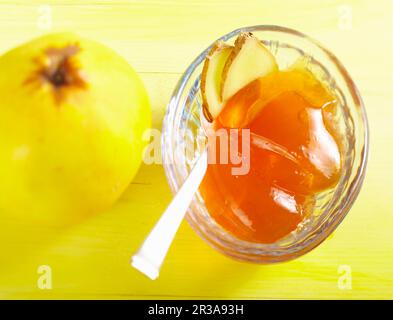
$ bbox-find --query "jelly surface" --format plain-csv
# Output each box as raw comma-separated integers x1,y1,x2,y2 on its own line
200,68,342,243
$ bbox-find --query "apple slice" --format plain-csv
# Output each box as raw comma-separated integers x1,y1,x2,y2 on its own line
201,41,233,122
221,32,278,102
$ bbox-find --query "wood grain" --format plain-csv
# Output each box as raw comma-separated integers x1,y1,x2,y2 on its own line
0,0,392,299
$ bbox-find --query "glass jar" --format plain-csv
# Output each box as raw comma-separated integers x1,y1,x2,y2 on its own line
162,25,368,263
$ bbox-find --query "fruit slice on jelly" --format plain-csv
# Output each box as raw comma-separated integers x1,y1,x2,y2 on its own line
201,41,233,122
201,33,278,122
221,32,278,102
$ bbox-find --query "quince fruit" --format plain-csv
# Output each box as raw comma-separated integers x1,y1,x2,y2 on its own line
0,33,151,225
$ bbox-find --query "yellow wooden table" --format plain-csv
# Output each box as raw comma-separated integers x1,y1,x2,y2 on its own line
0,0,392,299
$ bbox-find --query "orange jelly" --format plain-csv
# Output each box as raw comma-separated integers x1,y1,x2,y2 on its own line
200,67,342,243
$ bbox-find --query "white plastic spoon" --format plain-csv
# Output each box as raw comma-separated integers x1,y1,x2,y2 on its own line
131,148,208,280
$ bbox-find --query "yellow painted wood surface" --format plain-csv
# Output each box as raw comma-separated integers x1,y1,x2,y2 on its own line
0,0,392,299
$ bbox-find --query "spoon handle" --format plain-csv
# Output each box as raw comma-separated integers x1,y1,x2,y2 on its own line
131,149,208,280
